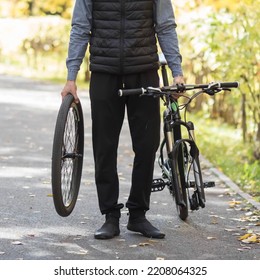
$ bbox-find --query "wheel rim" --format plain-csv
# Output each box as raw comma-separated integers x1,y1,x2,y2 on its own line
61,106,79,207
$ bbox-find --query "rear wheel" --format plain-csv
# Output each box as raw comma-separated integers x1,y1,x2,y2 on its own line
52,94,84,217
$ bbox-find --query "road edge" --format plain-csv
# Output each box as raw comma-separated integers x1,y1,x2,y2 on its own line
201,156,260,210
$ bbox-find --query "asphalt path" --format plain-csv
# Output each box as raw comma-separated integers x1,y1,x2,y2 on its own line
0,75,259,260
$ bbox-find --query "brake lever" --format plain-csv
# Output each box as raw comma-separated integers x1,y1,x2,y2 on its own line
204,82,222,96
145,87,162,97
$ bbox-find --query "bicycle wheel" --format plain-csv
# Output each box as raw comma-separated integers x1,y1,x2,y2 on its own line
170,140,189,220
187,142,205,210
52,94,84,217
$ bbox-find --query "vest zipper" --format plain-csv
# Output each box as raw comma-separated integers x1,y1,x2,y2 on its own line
120,0,125,73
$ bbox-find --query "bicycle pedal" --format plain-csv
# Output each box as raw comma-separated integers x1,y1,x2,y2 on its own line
151,178,167,192
203,181,215,188
188,181,215,188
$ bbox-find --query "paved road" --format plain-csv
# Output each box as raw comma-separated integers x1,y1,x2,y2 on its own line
0,75,259,260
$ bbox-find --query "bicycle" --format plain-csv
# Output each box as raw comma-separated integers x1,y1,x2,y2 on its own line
51,94,84,217
118,63,239,221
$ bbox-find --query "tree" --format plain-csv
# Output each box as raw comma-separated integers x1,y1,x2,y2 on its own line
202,2,260,158
179,0,260,159
2,0,73,18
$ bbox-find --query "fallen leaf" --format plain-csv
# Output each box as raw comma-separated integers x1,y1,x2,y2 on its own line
211,217,218,224
239,233,251,240
207,237,217,240
224,228,237,232
129,244,138,248
209,214,225,219
247,216,259,222
239,227,248,231
230,218,246,222
147,239,159,244
47,194,53,197
156,257,165,260
12,241,23,245
139,242,151,247
67,250,88,255
237,247,251,251
242,235,259,244
238,233,260,244
228,200,242,208
245,211,253,216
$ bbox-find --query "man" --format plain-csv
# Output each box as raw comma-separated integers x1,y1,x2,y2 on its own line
61,0,184,239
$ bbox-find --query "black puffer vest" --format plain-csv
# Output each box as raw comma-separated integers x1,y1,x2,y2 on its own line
90,0,159,74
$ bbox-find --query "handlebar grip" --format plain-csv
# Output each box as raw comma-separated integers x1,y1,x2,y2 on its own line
220,82,239,88
118,88,145,97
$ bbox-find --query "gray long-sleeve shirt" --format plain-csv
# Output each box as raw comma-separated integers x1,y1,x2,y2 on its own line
67,0,183,81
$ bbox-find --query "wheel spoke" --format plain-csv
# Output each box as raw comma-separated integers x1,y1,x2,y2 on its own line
60,107,79,207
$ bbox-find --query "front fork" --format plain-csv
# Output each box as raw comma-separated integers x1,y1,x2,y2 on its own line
163,107,202,206
163,106,186,206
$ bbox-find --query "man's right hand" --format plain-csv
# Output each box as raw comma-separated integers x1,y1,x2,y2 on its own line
61,80,79,104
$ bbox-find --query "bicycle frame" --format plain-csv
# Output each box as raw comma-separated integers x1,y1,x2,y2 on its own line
159,63,205,210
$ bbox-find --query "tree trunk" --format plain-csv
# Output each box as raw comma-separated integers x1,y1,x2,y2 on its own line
254,122,260,160
241,93,247,143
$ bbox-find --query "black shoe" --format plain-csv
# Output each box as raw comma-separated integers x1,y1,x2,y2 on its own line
94,213,120,240
127,216,165,239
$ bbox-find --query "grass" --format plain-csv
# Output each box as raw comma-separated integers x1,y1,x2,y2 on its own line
190,112,260,202
0,54,89,89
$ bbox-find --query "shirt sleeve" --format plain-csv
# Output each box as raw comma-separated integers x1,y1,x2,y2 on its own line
66,0,92,81
154,0,183,77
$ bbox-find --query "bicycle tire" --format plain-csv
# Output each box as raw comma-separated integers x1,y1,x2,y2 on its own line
170,141,189,220
51,94,84,217
189,147,205,209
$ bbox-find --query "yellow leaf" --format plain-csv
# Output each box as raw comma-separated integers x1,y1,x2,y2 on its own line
239,233,260,244
244,235,257,243
238,233,251,240
228,200,242,208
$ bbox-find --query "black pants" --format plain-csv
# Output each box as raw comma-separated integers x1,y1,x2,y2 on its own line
89,70,160,215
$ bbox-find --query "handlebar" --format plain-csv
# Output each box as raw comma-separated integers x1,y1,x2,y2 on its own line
118,81,239,97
